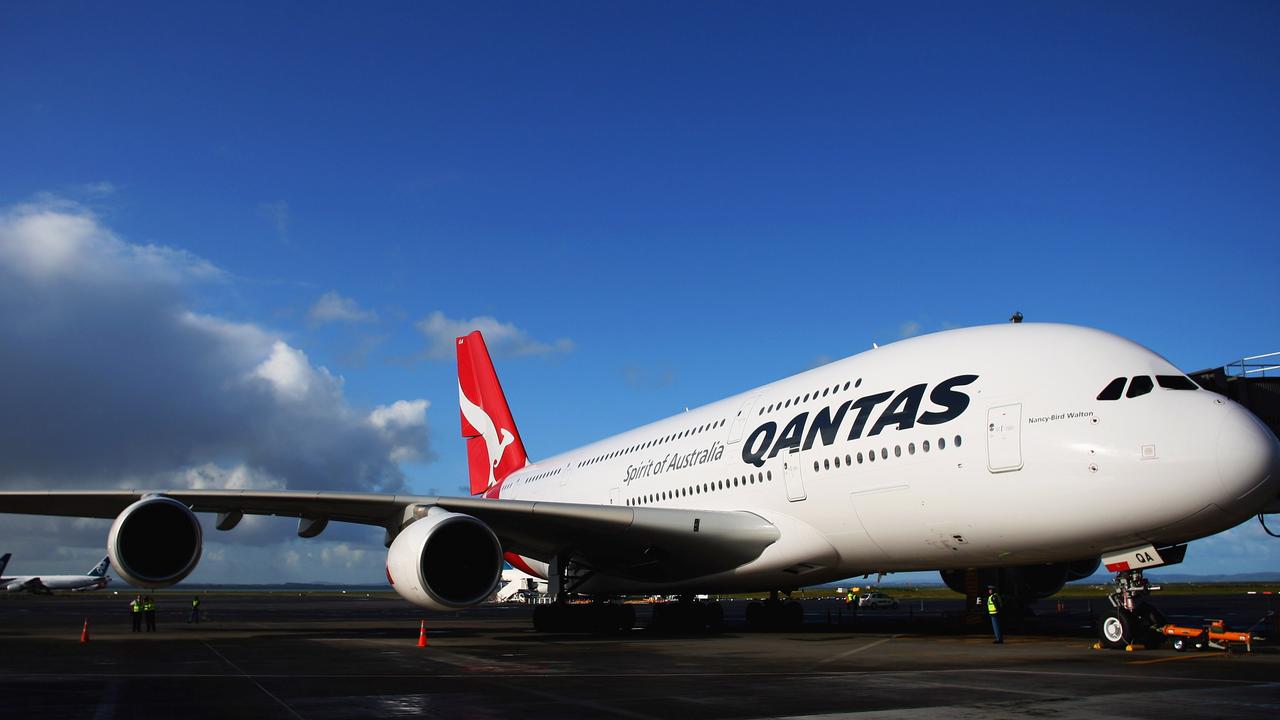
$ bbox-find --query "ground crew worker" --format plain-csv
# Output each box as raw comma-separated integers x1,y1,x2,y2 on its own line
986,585,1003,644
130,595,142,632
845,591,855,605
189,596,201,624
144,595,157,632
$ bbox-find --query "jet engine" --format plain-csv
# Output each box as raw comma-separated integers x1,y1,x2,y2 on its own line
385,508,504,611
940,557,1100,603
107,496,203,588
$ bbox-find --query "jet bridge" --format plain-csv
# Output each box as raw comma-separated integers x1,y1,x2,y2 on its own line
1190,352,1280,517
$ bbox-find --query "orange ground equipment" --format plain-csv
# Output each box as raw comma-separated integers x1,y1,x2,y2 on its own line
1160,619,1255,652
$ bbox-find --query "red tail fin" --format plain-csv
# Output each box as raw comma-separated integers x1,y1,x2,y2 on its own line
457,331,528,496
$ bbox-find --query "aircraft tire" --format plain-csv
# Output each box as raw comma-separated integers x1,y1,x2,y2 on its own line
1098,608,1131,649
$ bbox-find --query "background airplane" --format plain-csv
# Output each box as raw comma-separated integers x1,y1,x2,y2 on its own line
1,554,111,594
0,323,1276,648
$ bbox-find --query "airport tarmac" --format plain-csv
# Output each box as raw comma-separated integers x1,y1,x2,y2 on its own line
1,593,1276,719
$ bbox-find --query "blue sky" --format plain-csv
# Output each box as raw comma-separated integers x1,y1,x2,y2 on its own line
1,2,1277,582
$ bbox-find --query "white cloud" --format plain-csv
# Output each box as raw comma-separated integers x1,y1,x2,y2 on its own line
899,320,922,339
81,181,116,197
308,290,378,326
369,399,430,462
0,198,427,494
415,310,573,361
258,200,289,241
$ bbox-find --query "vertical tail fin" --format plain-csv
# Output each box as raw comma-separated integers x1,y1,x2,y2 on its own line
457,331,529,496
0,553,9,576
87,556,110,577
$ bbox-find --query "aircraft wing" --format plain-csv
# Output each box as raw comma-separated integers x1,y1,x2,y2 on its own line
12,577,48,594
0,490,780,583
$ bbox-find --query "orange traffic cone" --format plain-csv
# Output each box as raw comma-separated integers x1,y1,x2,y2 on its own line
416,619,428,648
80,618,90,644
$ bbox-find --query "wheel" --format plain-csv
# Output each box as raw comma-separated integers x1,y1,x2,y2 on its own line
784,601,804,628
1098,609,1131,649
1172,636,1187,652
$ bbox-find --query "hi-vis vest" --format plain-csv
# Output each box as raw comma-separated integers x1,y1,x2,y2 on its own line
986,594,1000,615
192,599,200,608
144,601,155,612
130,600,141,613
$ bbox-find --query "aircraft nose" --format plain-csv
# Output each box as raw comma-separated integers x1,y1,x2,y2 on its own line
1215,400,1280,514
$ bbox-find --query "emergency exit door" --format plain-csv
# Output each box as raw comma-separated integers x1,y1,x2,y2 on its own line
987,403,1023,473
783,448,807,501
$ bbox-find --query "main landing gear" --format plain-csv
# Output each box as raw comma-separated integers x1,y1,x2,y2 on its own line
532,554,634,633
1097,569,1167,650
745,591,805,630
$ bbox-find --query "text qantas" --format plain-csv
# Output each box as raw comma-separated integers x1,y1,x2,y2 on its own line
741,374,979,467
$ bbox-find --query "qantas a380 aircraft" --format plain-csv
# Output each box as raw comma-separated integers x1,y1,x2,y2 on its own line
1,323,1277,646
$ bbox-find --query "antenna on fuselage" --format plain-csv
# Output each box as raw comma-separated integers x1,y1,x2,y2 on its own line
1009,311,1023,323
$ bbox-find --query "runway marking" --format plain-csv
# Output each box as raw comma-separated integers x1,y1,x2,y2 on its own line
948,668,1257,685
815,635,901,665
202,641,306,720
1127,653,1230,666
6,668,1266,684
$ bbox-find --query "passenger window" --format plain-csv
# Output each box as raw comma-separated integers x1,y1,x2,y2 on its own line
939,437,946,450
857,452,863,464
1097,377,1125,401
824,459,831,470
842,382,851,391
908,442,915,455
923,440,930,452
1157,375,1198,390
894,445,901,458
880,448,888,460
813,461,820,472
1126,376,1154,398
954,435,963,447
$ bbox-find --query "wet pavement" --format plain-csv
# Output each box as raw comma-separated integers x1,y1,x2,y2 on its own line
1,593,1277,719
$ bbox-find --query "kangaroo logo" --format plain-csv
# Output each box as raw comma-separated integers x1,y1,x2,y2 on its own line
459,382,515,488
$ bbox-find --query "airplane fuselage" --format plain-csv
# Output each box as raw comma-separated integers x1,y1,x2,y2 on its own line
494,324,1279,593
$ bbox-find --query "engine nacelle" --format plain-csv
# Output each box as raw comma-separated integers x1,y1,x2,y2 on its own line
108,496,203,588
385,508,503,611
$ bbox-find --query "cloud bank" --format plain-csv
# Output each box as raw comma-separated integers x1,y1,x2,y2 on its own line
0,199,428,495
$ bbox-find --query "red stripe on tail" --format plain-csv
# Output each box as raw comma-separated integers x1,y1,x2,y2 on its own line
457,331,529,496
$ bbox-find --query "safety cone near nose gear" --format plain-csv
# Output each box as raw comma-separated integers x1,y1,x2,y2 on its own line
416,619,428,648
80,618,90,644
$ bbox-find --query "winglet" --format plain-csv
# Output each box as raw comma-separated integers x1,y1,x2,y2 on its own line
457,331,528,496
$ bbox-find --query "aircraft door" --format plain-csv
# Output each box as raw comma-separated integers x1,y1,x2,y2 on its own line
727,394,761,444
987,403,1024,472
782,447,807,501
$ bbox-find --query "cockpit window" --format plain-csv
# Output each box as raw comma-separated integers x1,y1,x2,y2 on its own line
1097,377,1126,401
1157,375,1198,390
1126,376,1154,398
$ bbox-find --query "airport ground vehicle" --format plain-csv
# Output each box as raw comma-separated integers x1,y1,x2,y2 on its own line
857,592,898,609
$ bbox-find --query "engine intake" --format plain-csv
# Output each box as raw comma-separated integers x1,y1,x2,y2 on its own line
386,508,503,610
108,496,203,588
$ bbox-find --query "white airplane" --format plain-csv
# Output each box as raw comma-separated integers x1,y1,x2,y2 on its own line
0,323,1276,648
0,553,112,593
495,566,549,603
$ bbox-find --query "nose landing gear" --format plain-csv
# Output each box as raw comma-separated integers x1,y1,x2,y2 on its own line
1096,569,1167,650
